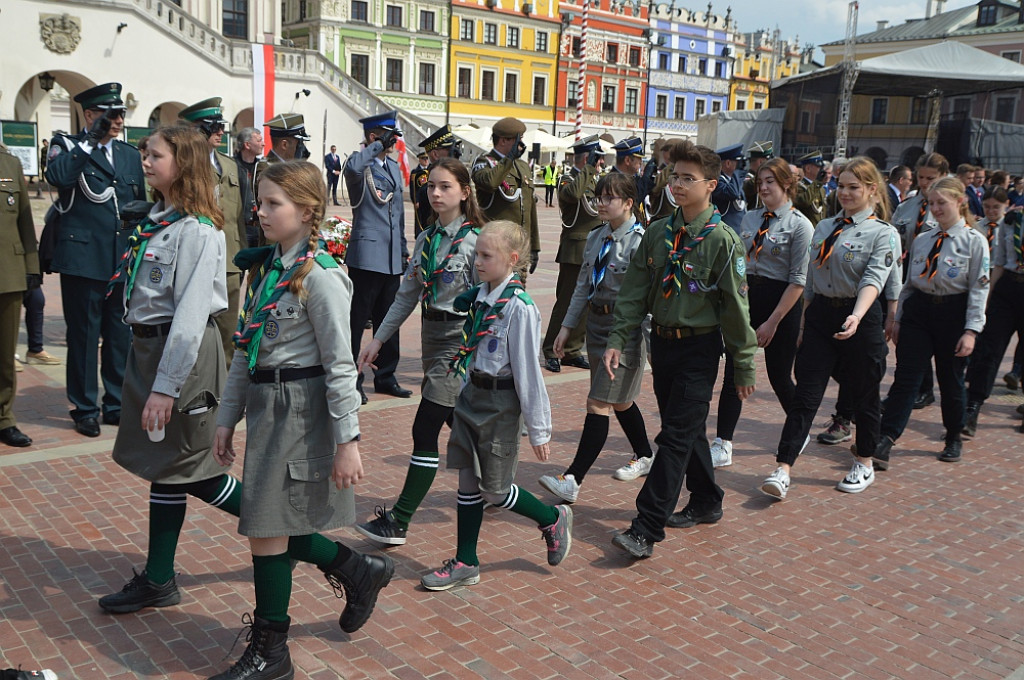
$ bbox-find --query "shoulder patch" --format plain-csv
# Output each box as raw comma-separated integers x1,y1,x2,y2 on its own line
315,253,340,269
195,215,216,228
735,256,746,277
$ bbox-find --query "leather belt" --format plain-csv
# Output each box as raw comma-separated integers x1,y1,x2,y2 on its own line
650,322,716,340
250,365,326,384
422,308,466,322
469,372,516,390
821,296,857,308
919,292,968,305
131,322,173,339
589,302,614,315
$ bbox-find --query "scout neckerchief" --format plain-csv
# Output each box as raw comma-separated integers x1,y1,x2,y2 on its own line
589,235,615,300
815,216,855,267
449,274,525,377
921,229,947,280
234,244,313,373
985,221,998,250
420,219,477,310
107,210,184,301
661,209,721,298
747,210,776,260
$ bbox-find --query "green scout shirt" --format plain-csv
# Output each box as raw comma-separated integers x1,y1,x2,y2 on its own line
608,204,758,386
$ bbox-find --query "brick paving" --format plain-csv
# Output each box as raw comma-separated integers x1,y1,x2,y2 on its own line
2,191,1024,679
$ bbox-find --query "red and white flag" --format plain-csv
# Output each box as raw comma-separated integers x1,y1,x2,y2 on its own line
395,136,410,186
252,44,275,156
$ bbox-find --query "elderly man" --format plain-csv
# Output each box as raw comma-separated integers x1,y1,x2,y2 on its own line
234,126,262,247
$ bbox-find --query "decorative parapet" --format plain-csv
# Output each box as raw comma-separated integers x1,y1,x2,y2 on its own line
650,70,730,95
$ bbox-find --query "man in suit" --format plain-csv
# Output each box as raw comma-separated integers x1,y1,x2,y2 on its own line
886,164,911,215
711,143,747,229
45,83,145,437
794,150,827,226
414,125,462,238
0,147,40,446
343,111,411,404
179,98,247,370
958,163,984,218
472,117,540,271
325,145,342,206
542,135,603,373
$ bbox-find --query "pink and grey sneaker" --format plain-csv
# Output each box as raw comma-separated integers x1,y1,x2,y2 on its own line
420,558,480,591
541,505,573,566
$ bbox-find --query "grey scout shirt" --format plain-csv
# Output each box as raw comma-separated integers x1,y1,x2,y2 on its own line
897,220,989,333
562,218,645,330
991,219,1021,272
891,193,937,256
737,202,813,286
217,239,361,445
467,272,552,447
375,214,479,344
124,202,227,398
805,207,899,301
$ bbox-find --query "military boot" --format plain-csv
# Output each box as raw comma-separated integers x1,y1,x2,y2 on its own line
321,543,395,633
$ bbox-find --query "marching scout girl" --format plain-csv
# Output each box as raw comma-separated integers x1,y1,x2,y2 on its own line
100,125,238,614
712,158,813,467
760,157,898,500
211,161,393,680
873,177,989,466
355,157,482,546
538,172,654,504
420,220,573,591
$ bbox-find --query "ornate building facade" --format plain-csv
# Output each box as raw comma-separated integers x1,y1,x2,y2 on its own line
729,28,800,111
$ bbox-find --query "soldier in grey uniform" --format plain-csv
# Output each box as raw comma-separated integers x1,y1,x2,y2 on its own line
46,82,146,437
343,111,411,403
0,146,39,447
179,97,247,370
794,150,827,227
472,117,541,271
541,135,602,373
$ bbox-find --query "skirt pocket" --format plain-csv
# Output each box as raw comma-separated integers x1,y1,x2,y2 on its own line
287,453,335,516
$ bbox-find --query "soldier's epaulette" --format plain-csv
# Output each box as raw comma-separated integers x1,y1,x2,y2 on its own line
315,253,339,269
513,289,534,306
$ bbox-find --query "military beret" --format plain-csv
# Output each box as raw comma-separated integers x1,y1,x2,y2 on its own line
74,83,124,111
493,117,527,138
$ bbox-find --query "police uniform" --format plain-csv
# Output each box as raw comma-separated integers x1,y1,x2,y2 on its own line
774,208,898,473
0,149,39,446
541,135,602,369
608,204,757,550
717,203,813,441
711,144,748,230
794,150,827,227
741,141,774,210
610,136,649,226
45,83,145,432
413,124,461,239
343,111,410,397
409,154,430,237
878,220,989,456
472,117,540,257
179,97,247,370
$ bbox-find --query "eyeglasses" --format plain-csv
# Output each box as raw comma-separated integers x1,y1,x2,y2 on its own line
669,176,712,187
594,195,622,206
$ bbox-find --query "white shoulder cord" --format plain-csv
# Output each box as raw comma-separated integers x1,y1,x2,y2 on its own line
351,166,393,209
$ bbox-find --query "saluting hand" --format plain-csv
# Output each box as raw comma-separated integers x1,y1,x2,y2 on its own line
333,441,364,489
214,426,236,466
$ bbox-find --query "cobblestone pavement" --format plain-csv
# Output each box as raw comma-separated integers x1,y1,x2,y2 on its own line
2,191,1023,679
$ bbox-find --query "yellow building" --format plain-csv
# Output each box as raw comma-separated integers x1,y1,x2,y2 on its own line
447,0,562,128
730,30,800,111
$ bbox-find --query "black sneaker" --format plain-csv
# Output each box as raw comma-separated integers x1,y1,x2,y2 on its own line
1,670,58,679
938,440,962,463
210,614,293,680
611,528,654,559
322,546,395,633
98,569,181,613
355,506,407,546
913,392,936,409
666,505,723,529
963,402,980,437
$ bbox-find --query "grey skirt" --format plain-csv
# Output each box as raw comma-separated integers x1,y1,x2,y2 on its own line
113,321,227,484
446,382,522,496
421,317,465,407
238,373,355,537
585,311,646,405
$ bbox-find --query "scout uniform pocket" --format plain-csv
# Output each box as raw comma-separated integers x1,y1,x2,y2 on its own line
287,454,335,514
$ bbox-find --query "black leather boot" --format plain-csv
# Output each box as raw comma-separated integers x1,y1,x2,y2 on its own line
209,615,293,680
962,402,980,437
939,439,962,463
322,543,395,633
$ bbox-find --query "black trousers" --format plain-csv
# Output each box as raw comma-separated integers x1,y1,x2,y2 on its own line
326,172,340,203
967,275,1024,404
881,293,968,444
348,267,402,391
776,297,887,466
22,285,45,354
544,185,555,206
718,276,801,440
631,330,723,543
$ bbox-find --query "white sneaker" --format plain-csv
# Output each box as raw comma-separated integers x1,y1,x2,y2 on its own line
538,473,580,503
836,461,874,493
760,467,790,500
710,437,733,468
613,455,654,481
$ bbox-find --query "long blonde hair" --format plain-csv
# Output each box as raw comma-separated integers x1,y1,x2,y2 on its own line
480,220,531,282
841,157,889,221
255,161,326,297
928,176,971,223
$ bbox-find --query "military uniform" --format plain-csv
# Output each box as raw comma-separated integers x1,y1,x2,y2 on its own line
542,136,602,369
608,204,757,551
647,163,677,224
741,141,774,211
0,149,39,446
610,136,649,226
412,124,462,240
711,144,748,230
793,151,827,226
472,117,540,257
409,156,430,237
253,113,310,211
45,83,145,431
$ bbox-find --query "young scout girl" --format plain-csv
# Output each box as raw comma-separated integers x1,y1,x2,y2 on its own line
710,159,812,467
760,157,898,500
355,157,482,546
100,125,238,614
212,161,393,680
420,220,573,590
979,187,1024,395
537,172,654,503
871,177,989,465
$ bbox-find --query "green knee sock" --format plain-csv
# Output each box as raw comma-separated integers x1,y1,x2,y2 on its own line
252,553,292,623
455,491,485,567
145,487,187,585
391,450,440,529
287,534,341,569
498,485,559,527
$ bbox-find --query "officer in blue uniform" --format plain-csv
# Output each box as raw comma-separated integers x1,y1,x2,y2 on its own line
46,83,145,437
610,136,650,226
711,143,747,230
343,111,411,403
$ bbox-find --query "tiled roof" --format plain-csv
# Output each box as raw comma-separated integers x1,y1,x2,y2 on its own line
821,5,977,46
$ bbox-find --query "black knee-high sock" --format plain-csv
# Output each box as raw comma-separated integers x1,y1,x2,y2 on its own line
186,474,242,517
565,413,610,483
615,403,653,458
